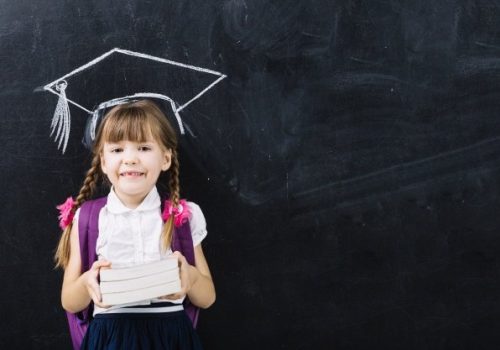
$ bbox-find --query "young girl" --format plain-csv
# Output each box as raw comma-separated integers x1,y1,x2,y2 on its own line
54,99,215,349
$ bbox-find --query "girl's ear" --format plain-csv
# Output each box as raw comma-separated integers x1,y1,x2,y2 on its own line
162,149,172,171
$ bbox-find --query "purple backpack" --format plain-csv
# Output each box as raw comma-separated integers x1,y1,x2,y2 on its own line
66,197,200,350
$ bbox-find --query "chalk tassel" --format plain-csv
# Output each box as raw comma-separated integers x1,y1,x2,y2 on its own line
50,80,71,153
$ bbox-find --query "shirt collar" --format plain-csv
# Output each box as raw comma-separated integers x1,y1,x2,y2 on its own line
106,186,161,214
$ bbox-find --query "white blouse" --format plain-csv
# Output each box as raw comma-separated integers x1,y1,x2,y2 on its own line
73,186,207,314
95,187,207,266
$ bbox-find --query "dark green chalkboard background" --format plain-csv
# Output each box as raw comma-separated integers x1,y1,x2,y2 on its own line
1,1,500,349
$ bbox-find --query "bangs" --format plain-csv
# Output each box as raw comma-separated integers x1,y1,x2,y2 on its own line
100,107,160,144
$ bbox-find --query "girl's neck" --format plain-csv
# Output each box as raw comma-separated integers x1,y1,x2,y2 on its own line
111,187,149,209
119,196,145,209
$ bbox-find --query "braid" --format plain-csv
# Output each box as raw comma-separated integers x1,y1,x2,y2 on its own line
54,154,102,269
75,155,101,207
161,149,180,252
169,149,180,206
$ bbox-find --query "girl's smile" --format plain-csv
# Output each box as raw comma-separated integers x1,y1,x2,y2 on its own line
120,171,145,177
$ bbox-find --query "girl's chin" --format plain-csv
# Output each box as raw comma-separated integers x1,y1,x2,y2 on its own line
114,186,152,198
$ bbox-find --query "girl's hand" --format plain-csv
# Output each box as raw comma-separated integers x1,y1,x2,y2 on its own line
161,251,191,300
83,260,112,308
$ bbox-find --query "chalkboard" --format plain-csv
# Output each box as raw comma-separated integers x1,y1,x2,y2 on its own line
1,1,500,349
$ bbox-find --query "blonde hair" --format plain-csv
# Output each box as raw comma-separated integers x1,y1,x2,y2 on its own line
55,100,180,269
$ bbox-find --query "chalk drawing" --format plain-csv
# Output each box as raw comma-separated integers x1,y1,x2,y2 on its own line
43,48,227,153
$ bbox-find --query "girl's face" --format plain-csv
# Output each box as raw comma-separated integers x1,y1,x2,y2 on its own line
100,138,171,208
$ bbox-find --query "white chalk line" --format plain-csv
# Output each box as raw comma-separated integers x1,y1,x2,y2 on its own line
42,47,227,151
93,93,185,135
44,47,226,116
45,87,94,114
44,48,118,90
115,48,225,76
177,74,227,112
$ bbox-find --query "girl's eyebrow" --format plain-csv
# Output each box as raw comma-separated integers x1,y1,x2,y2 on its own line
104,140,158,146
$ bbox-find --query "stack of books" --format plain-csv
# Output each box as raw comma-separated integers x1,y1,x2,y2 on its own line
100,258,181,306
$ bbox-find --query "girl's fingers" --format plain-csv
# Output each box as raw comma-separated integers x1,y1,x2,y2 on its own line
88,279,102,300
88,283,111,308
171,251,190,290
88,288,101,304
161,294,176,300
92,260,112,270
84,266,111,306
162,292,183,300
172,251,187,266
94,300,111,308
160,271,189,300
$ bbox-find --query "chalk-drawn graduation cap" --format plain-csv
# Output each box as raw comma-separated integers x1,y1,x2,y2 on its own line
42,48,226,153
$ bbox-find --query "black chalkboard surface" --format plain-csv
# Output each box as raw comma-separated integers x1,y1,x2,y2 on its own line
1,1,500,349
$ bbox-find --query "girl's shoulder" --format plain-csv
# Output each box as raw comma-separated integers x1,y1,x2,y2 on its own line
185,201,206,224
185,201,203,215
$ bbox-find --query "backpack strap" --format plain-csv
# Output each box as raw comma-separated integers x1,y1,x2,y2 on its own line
65,197,107,350
172,222,195,265
79,197,108,272
171,221,200,328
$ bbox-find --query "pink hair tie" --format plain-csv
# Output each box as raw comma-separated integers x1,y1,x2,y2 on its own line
57,197,76,230
162,199,191,227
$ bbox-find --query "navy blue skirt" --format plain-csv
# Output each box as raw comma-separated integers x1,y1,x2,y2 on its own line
81,310,203,350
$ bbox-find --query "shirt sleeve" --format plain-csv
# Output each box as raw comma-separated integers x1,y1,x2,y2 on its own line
187,202,208,246
73,207,81,225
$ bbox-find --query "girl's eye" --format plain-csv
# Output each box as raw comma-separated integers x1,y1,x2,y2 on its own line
111,148,123,153
139,146,151,151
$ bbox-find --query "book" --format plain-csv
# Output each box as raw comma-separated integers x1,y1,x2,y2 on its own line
99,258,181,306
101,280,182,305
100,268,180,294
100,258,178,281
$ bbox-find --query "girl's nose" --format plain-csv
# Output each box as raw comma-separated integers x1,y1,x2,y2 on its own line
124,158,137,165
123,149,139,165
